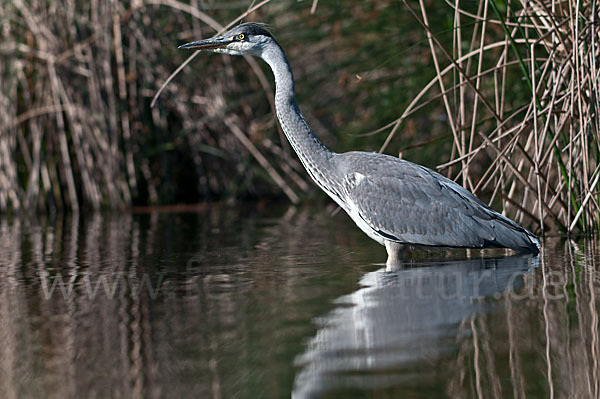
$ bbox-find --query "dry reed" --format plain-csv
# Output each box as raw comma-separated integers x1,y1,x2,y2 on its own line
389,0,599,234
3,0,599,236
0,0,308,212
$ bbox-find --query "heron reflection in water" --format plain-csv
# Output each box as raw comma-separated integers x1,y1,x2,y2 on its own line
291,255,537,398
179,23,540,264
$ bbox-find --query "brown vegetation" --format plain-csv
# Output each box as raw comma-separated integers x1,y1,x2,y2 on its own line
1,0,308,212
392,0,600,234
2,1,599,235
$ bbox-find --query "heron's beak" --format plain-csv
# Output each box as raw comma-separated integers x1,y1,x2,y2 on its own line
178,36,233,51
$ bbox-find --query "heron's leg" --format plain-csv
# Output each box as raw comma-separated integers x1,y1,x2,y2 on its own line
385,241,405,271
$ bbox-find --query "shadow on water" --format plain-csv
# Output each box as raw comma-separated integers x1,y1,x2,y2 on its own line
0,205,599,399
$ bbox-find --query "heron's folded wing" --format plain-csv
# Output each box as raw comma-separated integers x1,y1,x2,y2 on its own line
341,164,498,248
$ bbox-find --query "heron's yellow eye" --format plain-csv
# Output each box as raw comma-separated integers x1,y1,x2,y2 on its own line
238,33,245,40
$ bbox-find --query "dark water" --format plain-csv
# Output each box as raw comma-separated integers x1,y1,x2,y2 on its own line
1,204,599,399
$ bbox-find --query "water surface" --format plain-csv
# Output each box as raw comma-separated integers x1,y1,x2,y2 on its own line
0,205,598,398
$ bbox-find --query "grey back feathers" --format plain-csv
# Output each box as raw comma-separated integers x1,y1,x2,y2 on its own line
336,152,538,253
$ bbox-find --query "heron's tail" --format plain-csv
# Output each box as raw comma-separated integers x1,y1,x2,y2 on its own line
489,217,540,255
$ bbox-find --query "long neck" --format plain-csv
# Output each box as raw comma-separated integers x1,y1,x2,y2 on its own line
261,42,334,186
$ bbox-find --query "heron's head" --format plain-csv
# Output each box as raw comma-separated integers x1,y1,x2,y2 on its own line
178,23,275,57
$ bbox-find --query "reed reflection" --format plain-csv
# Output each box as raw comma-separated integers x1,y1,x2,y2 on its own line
292,241,600,399
0,210,598,399
0,212,204,399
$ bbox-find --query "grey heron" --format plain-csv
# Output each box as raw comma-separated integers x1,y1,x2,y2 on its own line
179,23,540,262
